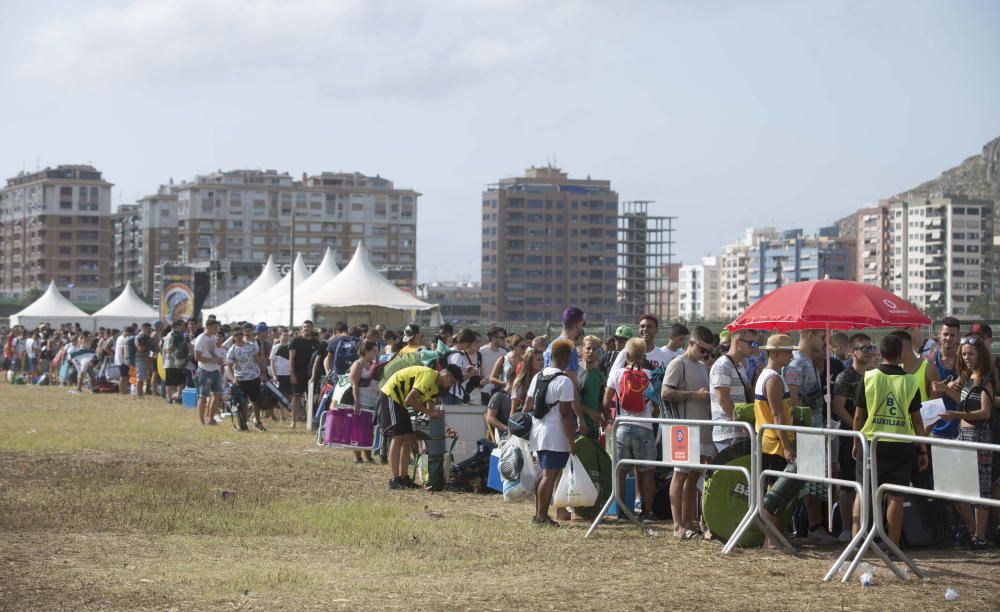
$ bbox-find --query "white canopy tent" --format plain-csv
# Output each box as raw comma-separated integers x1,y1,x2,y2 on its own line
266,247,341,326
238,253,310,325
202,255,281,322
91,281,159,329
306,242,437,327
9,281,94,330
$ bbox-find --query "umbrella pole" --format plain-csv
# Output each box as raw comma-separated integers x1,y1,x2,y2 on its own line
826,322,834,533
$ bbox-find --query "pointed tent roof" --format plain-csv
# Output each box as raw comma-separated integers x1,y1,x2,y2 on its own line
92,281,158,327
10,281,93,329
237,253,310,323
308,242,435,311
293,246,340,302
203,255,281,321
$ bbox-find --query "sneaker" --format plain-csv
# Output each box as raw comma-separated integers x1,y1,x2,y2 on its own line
254,422,267,432
401,477,420,490
808,526,838,544
388,478,405,491
969,537,991,551
838,529,852,543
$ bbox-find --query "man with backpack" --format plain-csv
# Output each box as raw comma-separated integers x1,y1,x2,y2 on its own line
162,319,189,404
604,337,658,521
323,321,358,379
134,322,153,399
525,338,577,526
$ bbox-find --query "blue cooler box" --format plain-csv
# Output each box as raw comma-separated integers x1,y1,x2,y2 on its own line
487,449,503,492
608,473,636,517
182,387,198,408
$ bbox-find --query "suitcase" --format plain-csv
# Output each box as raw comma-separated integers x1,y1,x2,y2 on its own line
262,380,291,410
901,494,949,548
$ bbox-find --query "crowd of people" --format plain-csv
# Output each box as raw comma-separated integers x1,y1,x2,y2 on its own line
2,309,998,548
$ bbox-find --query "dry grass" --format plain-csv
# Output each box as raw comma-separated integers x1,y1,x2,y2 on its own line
1,385,999,610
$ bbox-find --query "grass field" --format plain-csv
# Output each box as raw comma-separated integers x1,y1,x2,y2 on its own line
2,386,999,610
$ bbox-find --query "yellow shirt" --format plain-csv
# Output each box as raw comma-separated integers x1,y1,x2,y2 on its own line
753,368,794,456
381,365,439,407
399,345,420,354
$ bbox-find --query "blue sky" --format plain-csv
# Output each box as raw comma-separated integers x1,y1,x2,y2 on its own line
1,0,998,282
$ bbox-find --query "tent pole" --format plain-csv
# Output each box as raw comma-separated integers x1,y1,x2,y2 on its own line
826,322,834,533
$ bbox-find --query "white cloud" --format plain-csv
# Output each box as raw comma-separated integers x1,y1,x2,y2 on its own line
13,0,573,97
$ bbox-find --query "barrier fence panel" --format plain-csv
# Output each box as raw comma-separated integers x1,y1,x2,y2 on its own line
585,416,759,556
844,432,1000,582
755,424,871,582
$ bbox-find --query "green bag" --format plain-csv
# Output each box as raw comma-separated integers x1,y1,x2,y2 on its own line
570,436,612,519
732,402,812,427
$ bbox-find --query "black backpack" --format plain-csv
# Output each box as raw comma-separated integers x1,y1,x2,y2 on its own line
507,411,532,440
333,337,359,375
135,333,150,352
171,331,189,363
531,371,567,420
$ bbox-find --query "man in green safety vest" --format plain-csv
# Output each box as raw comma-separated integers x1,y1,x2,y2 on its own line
850,334,929,546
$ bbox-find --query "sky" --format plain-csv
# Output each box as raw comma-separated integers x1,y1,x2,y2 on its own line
1,0,998,283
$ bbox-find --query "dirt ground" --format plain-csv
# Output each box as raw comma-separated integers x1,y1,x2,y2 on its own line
1,386,999,610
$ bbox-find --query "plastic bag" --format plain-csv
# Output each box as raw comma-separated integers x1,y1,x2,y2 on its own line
416,453,454,486
502,437,536,502
553,455,598,509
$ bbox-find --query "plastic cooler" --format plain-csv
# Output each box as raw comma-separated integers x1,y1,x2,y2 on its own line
487,448,503,492
608,473,636,517
181,387,198,408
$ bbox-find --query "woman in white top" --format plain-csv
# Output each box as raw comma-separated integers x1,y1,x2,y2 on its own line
489,334,527,391
348,340,380,463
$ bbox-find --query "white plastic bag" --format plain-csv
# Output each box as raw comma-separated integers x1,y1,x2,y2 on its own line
553,455,598,509
502,437,536,502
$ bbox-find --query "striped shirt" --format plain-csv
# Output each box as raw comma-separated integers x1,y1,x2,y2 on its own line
380,365,440,407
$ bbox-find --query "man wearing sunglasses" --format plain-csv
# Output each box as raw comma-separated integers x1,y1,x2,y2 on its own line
662,325,714,539
831,333,876,542
710,329,758,454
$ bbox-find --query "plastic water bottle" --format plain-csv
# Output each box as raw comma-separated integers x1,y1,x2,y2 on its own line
944,587,959,601
859,572,873,587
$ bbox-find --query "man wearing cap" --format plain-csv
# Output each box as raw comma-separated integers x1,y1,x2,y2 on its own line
544,307,588,434
399,324,423,354
601,325,632,376
754,334,797,545
851,334,929,546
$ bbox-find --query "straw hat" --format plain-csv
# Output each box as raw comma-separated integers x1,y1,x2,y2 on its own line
761,334,795,352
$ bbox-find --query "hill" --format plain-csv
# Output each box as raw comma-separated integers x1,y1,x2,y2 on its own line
899,136,1000,202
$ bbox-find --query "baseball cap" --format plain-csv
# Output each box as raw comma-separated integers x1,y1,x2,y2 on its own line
614,325,635,340
402,323,420,342
562,307,585,327
255,322,268,333
972,322,992,338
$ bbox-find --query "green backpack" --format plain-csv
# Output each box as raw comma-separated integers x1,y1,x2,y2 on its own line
570,435,612,519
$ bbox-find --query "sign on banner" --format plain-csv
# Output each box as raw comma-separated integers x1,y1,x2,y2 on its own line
671,426,689,462
662,424,701,464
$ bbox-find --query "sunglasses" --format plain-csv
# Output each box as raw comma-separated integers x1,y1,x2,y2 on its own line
737,338,760,349
852,345,877,354
690,342,712,356
960,336,981,346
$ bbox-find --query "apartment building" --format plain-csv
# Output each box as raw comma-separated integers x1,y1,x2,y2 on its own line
746,228,854,301
110,204,144,296
678,256,720,320
0,165,112,303
855,201,893,289
719,228,777,319
482,166,618,322
889,194,994,317
135,186,180,299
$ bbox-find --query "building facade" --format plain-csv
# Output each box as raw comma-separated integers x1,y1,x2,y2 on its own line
719,228,777,319
110,204,144,297
746,228,854,301
678,256,720,320
889,194,994,317
855,201,893,289
417,281,482,325
481,166,618,322
0,165,112,303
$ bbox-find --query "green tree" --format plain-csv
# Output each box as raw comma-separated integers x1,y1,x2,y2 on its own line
924,304,945,322
967,293,993,319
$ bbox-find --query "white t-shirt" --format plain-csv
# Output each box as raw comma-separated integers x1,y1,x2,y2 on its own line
609,344,673,380
607,364,655,429
658,346,684,369
113,335,127,366
269,343,291,376
527,367,576,452
479,344,507,394
194,332,221,371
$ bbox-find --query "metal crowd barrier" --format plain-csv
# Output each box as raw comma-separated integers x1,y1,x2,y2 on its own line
754,423,870,582
585,416,758,555
844,432,1000,582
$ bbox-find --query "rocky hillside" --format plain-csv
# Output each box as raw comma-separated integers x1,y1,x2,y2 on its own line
900,136,1000,201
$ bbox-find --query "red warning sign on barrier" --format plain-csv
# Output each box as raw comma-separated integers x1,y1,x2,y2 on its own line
671,425,689,462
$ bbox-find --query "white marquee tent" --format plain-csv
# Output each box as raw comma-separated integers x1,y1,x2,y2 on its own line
91,281,159,329
305,242,437,327
202,255,281,322
9,281,94,330
237,253,310,325
261,246,341,326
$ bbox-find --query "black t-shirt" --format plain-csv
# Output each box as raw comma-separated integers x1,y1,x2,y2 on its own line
290,336,318,374
834,366,864,429
854,365,922,415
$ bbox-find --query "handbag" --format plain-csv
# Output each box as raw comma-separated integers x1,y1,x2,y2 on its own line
331,375,354,406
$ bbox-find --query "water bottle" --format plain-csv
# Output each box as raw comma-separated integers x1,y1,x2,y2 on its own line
859,572,873,587
944,587,959,601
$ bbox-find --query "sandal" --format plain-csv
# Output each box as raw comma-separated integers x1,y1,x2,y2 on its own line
681,529,703,541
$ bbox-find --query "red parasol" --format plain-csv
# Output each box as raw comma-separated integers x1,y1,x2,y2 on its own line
726,279,931,332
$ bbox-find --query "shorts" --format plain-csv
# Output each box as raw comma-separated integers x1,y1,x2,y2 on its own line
135,358,150,382
615,424,656,472
957,427,993,502
117,365,131,381
292,370,309,395
537,450,570,470
762,453,789,486
276,375,292,396
197,368,222,397
380,392,413,436
237,378,262,402
856,442,914,490
165,367,187,387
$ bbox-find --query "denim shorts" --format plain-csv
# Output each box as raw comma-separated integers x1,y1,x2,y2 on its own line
135,358,150,381
197,368,222,397
615,424,656,472
537,450,570,470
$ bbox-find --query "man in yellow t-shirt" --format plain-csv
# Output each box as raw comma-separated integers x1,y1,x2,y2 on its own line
379,364,462,490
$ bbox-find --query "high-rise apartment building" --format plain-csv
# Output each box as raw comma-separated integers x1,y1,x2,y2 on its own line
135,186,179,299
110,204,144,296
719,228,777,319
482,166,618,322
0,165,112,303
855,201,893,289
678,256,720,320
889,194,994,317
